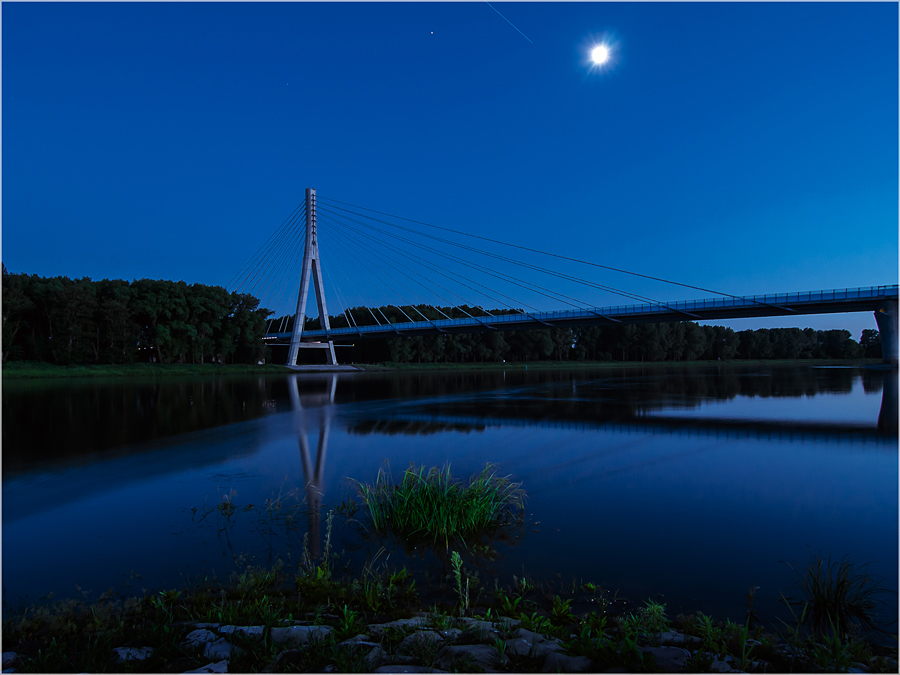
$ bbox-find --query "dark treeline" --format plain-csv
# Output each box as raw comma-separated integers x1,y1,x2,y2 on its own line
2,266,269,365
278,303,882,364
5,271,882,367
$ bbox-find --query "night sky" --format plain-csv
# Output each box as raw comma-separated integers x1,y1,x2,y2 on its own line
3,2,897,336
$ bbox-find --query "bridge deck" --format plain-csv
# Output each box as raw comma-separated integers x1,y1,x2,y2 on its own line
266,285,898,342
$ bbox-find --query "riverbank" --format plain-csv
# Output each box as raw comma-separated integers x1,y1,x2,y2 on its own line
355,358,884,372
3,358,884,379
2,559,895,674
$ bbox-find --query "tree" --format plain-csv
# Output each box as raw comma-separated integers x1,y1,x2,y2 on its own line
1,266,33,363
96,279,139,363
226,292,268,363
860,329,881,358
574,326,602,360
388,336,414,362
636,324,666,361
704,326,740,360
662,323,686,361
737,329,773,360
818,329,862,359
506,330,552,361
550,328,574,361
614,325,638,361
682,323,708,361
188,283,230,364
48,277,98,364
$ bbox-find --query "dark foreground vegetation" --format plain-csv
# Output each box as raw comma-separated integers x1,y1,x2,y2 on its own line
3,558,896,673
3,268,883,368
3,465,895,673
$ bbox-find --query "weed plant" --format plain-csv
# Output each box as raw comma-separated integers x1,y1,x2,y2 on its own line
5,535,897,674
616,599,669,647
352,462,525,547
451,550,470,616
549,595,576,626
561,621,647,671
784,551,890,637
4,561,897,674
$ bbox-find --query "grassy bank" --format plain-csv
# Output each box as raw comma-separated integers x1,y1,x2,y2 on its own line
3,552,896,673
4,358,883,378
1,361,293,379
356,358,883,372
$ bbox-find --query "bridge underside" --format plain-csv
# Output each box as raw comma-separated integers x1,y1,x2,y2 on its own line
265,286,898,347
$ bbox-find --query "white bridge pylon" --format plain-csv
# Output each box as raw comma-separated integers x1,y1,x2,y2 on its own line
287,188,337,366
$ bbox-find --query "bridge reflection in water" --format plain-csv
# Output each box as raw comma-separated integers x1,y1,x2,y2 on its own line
287,367,897,554
881,368,898,436
347,370,897,445
288,374,337,559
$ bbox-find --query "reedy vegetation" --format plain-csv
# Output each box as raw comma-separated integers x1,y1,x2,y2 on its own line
351,462,525,547
782,552,892,638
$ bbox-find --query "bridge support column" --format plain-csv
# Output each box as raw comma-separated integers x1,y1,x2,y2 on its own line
878,368,898,435
874,300,898,365
287,188,337,366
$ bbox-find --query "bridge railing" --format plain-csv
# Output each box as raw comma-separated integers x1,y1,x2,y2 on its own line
289,285,898,338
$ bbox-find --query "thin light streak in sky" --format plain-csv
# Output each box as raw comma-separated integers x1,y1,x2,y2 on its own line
484,2,533,44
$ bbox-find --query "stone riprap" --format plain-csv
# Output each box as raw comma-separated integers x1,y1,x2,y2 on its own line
270,624,334,647
204,638,245,661
111,646,154,663
184,660,229,674
218,624,265,640
3,614,892,673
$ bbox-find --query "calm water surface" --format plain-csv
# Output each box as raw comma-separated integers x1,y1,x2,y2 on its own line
3,365,897,630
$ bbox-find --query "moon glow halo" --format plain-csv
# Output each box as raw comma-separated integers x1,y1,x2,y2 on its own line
591,44,611,65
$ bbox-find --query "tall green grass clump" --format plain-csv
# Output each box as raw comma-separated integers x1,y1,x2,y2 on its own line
352,462,525,546
784,552,889,638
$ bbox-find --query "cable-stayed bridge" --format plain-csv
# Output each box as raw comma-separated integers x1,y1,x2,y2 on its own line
230,188,899,365
278,286,897,340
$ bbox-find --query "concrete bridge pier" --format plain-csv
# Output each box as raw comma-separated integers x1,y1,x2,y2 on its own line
287,187,338,367
878,368,897,436
875,300,898,365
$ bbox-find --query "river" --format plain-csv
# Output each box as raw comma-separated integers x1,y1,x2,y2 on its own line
2,364,897,631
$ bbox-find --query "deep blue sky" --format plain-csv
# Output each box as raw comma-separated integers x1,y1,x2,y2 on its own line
3,2,897,336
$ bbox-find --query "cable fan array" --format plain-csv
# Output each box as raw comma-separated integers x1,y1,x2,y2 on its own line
228,202,308,335
229,193,748,336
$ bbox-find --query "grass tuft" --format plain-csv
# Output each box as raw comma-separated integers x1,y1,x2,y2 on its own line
351,462,525,547
784,551,890,638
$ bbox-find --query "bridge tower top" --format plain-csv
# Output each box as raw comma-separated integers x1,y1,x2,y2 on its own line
307,187,318,249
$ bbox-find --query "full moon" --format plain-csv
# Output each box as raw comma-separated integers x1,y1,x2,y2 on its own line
591,44,610,65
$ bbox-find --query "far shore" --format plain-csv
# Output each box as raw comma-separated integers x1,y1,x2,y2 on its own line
1,358,884,379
